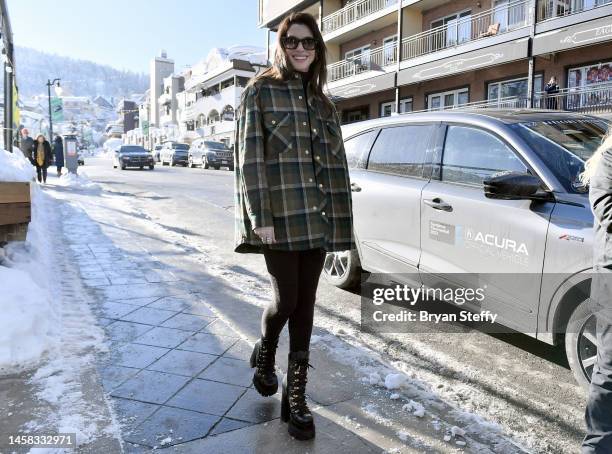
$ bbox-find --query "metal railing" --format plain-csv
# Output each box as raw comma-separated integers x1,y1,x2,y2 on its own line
532,81,612,114
401,0,530,61
322,0,398,35
328,41,398,82
537,0,612,22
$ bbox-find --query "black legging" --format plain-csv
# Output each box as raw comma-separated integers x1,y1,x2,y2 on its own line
261,247,326,352
36,166,47,183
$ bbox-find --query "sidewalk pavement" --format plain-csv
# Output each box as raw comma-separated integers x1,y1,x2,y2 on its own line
2,182,526,453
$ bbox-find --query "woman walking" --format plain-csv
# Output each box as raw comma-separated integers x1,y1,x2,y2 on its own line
581,131,612,453
53,135,64,177
31,134,52,184
234,12,354,441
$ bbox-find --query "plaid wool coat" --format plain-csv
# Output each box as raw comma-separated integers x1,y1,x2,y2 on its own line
234,73,355,254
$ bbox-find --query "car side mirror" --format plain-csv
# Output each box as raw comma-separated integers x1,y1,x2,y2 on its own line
483,171,548,200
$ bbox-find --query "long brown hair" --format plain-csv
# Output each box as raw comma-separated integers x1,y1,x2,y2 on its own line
249,12,334,112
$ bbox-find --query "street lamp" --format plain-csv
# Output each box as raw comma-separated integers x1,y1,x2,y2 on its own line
46,78,61,140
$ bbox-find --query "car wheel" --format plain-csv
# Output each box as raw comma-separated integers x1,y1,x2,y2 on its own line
229,166,234,171
322,249,361,289
120,164,126,170
214,165,220,170
139,166,143,170
188,157,194,168
149,165,154,170
203,159,210,170
565,298,597,390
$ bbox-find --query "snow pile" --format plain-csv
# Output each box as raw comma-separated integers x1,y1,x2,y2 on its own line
384,373,409,390
0,186,59,374
402,400,425,418
56,171,98,189
0,147,35,182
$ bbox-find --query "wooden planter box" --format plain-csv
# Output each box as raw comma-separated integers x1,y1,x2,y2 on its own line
0,182,31,243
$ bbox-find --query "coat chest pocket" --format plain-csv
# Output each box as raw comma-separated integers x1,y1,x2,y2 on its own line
322,119,343,157
263,112,294,154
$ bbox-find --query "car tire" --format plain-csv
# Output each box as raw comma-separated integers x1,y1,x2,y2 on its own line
120,164,126,170
149,165,154,170
229,166,234,171
322,249,361,289
565,298,597,390
139,166,143,170
214,165,220,170
188,157,194,168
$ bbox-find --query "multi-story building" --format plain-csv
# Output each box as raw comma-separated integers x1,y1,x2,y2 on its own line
150,50,175,128
159,74,185,127
117,99,138,134
180,57,266,147
258,0,612,122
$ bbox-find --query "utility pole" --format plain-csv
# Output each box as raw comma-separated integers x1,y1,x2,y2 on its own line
46,78,60,140
1,0,15,152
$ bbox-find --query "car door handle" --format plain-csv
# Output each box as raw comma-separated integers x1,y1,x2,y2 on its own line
424,198,453,212
351,182,362,192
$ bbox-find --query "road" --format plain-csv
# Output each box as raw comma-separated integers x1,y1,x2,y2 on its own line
73,156,586,453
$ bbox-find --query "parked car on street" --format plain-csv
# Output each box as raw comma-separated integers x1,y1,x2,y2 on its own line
113,145,155,170
152,144,163,162
323,109,610,389
188,139,234,170
160,142,189,167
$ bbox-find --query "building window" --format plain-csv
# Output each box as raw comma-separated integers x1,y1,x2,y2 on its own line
380,98,413,117
431,10,472,49
493,0,527,32
428,89,469,110
487,75,543,103
382,36,398,66
343,106,369,124
345,45,371,67
568,61,612,88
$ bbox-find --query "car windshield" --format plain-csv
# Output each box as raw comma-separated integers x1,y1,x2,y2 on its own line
509,119,609,193
120,146,147,154
205,142,228,150
173,144,189,150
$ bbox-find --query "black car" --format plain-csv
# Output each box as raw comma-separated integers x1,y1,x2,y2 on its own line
114,145,155,170
188,139,234,170
160,142,189,167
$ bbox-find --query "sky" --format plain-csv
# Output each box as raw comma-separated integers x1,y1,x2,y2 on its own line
9,0,267,74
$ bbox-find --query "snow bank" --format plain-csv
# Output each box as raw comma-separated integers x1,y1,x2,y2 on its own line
56,171,98,189
0,148,35,182
0,186,59,374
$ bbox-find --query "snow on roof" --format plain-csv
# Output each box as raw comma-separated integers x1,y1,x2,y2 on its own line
186,45,267,88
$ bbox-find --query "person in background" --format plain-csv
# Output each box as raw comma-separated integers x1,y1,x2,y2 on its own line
234,12,354,441
31,134,52,184
580,130,612,453
19,128,34,160
53,135,64,177
545,76,560,110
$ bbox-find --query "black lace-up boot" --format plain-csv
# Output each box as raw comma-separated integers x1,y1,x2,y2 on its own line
281,350,315,440
249,337,279,396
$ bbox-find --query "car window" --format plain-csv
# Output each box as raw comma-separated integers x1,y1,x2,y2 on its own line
343,130,377,169
367,125,434,178
442,125,526,186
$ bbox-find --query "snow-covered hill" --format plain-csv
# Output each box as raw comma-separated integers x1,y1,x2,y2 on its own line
15,46,148,100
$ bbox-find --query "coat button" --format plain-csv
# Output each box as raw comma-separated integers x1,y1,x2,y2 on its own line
312,206,317,210
322,211,326,216
309,178,313,183
312,128,317,133
319,184,323,188
305,150,309,154
271,120,276,125
299,95,303,100
315,156,320,160
302,122,307,126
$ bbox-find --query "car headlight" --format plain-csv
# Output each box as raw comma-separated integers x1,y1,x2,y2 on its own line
123,156,130,160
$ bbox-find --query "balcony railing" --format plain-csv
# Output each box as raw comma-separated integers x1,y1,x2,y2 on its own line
401,0,530,61
322,0,398,35
532,81,612,114
537,0,612,22
328,41,398,82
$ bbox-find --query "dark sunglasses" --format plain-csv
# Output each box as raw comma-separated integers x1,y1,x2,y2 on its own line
281,36,318,51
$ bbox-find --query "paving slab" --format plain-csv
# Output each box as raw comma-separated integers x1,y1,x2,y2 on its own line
110,369,191,404
166,379,245,416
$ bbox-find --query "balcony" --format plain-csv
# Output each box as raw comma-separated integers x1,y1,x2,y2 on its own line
537,0,612,22
322,0,398,36
401,0,530,61
328,41,398,83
